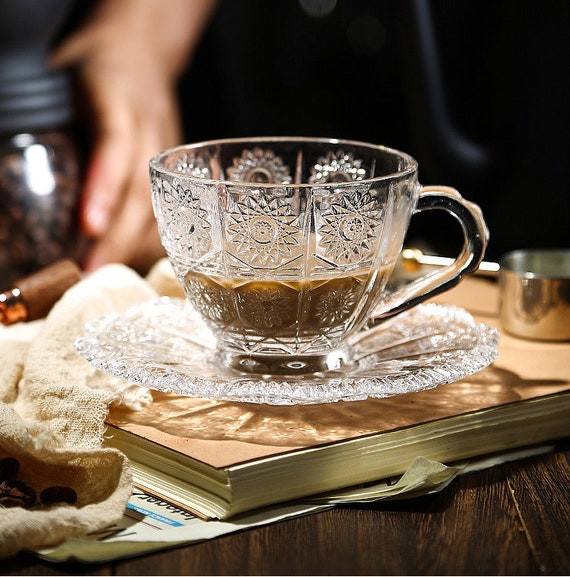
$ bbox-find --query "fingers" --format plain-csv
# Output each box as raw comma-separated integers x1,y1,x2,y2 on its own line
82,174,162,273
80,116,135,238
50,30,93,68
81,98,179,273
81,149,160,273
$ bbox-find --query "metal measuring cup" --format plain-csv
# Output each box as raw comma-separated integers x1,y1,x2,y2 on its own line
499,249,570,341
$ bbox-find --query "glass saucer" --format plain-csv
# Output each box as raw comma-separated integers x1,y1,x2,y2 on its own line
75,298,499,405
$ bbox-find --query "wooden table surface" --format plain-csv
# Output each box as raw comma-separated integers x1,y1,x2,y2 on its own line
4,440,569,576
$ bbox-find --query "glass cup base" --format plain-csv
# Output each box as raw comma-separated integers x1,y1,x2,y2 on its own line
215,348,354,377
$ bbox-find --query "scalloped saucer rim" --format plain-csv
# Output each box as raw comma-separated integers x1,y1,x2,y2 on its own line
74,298,500,405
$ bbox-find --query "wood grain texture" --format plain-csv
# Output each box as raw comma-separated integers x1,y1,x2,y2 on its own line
3,443,569,576
503,448,570,575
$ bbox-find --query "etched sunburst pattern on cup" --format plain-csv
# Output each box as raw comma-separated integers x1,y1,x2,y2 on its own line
227,146,292,183
152,179,213,265
309,150,367,183
317,186,381,265
225,192,302,268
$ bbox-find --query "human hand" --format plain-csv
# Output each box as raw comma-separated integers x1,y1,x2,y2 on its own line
51,0,217,273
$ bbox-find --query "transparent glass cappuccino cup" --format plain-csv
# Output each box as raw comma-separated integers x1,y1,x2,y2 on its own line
150,137,488,376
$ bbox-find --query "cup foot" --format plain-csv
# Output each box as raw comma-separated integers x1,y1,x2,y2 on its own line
216,348,354,377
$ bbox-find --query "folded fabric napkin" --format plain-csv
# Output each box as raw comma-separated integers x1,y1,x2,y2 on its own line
0,261,180,558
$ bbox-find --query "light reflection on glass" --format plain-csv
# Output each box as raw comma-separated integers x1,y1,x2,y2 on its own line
24,144,56,196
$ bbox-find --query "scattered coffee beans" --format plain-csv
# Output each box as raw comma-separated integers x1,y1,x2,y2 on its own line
40,485,77,505
0,479,36,508
0,457,78,509
0,456,20,480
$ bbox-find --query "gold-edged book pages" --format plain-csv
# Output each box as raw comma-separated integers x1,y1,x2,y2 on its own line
104,277,570,518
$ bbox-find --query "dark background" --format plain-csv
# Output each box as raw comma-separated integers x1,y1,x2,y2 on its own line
177,0,570,261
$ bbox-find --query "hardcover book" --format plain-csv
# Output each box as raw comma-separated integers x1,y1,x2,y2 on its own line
104,278,570,519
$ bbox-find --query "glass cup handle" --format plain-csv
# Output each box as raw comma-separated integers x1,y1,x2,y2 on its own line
371,185,489,323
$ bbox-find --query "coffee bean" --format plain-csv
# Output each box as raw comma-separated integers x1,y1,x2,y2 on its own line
0,457,20,481
40,485,77,505
0,479,36,508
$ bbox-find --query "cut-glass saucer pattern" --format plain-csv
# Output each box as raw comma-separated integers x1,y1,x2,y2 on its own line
74,299,499,405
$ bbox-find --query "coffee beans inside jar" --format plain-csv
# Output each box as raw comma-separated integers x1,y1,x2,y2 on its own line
0,130,85,290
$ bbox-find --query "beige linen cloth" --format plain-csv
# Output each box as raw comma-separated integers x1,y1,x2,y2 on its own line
0,260,182,558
